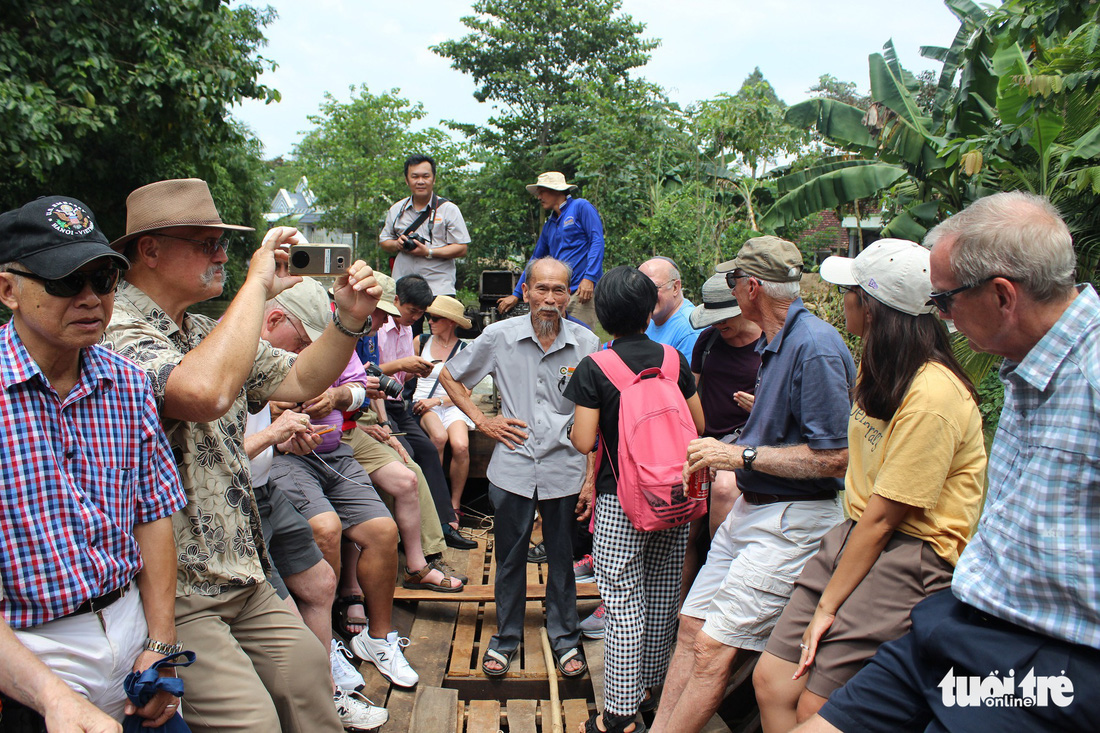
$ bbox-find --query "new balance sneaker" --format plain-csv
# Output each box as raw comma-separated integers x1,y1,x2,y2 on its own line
573,554,595,583
579,602,607,639
350,630,419,688
333,688,388,731
330,640,365,692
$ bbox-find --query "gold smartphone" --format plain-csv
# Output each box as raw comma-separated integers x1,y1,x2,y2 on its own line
288,244,352,275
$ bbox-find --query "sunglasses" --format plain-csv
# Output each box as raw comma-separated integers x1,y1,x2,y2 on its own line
927,275,1015,315
724,271,754,289
7,267,121,297
427,314,447,322
158,233,230,257
836,284,859,295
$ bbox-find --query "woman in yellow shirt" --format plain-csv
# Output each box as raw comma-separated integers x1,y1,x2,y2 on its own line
753,239,987,731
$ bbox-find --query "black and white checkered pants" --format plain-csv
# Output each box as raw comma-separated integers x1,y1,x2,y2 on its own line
593,493,690,716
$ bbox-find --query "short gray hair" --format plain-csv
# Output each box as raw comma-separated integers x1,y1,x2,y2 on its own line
925,191,1075,303
758,279,801,301
525,256,572,284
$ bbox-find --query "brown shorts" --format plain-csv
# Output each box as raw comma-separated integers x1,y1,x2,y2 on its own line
764,518,953,698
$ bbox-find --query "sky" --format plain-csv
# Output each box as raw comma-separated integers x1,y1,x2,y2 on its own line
232,0,964,159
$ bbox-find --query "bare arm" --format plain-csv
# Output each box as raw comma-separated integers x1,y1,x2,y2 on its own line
685,440,848,480
243,408,313,460
161,227,302,422
795,494,910,678
0,618,121,732
128,517,179,724
440,366,528,449
686,393,705,435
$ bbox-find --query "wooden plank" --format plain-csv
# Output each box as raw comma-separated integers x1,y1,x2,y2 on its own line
454,701,465,733
466,699,501,733
448,540,488,678
409,686,458,733
395,582,601,602
476,541,498,677
506,698,538,733
563,698,591,733
581,637,605,712
522,555,547,676
386,602,460,730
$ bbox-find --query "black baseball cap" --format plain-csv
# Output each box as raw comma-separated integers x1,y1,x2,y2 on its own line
0,196,129,278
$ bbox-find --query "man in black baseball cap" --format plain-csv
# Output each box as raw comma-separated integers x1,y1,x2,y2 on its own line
0,195,187,729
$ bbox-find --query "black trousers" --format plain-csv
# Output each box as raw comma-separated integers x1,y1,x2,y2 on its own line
387,399,457,527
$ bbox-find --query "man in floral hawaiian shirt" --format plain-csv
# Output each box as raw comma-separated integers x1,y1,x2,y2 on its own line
103,178,381,733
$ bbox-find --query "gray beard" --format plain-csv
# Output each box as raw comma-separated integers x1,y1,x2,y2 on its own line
532,306,562,339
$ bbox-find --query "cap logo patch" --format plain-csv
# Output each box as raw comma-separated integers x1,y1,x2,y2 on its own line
867,277,879,290
47,201,94,237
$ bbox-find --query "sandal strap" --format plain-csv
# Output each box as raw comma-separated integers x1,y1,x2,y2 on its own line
483,648,510,665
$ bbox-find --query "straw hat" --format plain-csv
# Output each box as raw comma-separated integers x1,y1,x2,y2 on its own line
690,273,743,329
426,295,472,329
111,178,254,250
525,172,578,195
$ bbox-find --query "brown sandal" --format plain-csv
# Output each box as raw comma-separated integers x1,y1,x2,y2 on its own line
403,565,464,593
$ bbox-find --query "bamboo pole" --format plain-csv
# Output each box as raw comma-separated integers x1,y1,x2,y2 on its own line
540,627,564,733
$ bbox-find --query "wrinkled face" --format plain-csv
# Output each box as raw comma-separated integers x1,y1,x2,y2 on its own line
405,162,435,198
0,258,118,360
522,260,570,325
640,260,679,324
152,226,229,302
536,186,568,211
265,310,311,354
929,235,999,355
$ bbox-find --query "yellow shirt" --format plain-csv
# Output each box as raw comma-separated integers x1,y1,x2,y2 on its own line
844,362,986,566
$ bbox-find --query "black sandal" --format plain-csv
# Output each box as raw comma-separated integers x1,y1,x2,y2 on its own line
581,712,646,733
332,594,367,638
481,647,516,677
554,646,588,678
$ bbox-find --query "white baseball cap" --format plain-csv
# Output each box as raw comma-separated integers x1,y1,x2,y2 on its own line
819,238,937,317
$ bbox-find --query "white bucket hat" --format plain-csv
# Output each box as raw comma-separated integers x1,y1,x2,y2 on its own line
525,172,578,195
690,272,743,329
819,238,937,316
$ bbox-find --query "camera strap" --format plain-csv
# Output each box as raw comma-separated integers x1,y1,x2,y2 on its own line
425,336,464,399
400,193,450,245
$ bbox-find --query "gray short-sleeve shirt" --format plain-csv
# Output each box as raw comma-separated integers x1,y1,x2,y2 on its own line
445,315,599,499
381,197,470,296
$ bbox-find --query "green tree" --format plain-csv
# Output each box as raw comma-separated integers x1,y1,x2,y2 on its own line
0,0,279,243
293,86,467,263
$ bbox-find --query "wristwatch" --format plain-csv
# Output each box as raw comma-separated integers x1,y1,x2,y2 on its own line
426,249,433,259
144,638,184,656
741,447,758,472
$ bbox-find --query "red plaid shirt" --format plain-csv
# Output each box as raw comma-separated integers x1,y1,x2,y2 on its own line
0,323,186,629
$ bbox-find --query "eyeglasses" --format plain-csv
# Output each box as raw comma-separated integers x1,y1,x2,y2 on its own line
653,279,677,291
427,314,445,322
284,315,311,350
836,284,858,295
927,275,1015,315
724,271,754,289
6,267,121,297
158,234,230,257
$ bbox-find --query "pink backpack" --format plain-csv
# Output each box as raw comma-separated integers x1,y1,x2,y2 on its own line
590,344,705,532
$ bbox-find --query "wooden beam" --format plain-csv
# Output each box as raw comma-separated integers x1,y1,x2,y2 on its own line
395,582,601,603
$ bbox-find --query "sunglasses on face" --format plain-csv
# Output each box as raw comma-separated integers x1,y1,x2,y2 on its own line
158,233,230,257
7,267,121,297
927,275,1015,315
836,284,859,296
427,314,445,322
724,271,754,289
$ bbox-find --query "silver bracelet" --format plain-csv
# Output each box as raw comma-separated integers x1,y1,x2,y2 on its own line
333,310,372,338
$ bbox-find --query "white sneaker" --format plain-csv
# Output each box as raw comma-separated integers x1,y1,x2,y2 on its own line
333,688,388,731
330,640,365,692
350,630,419,688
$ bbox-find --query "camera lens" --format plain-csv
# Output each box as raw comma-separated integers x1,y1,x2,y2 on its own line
290,250,311,269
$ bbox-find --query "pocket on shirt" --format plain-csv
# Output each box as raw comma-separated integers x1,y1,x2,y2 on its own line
86,465,137,507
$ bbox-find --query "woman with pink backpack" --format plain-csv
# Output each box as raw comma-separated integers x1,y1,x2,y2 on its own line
565,266,705,733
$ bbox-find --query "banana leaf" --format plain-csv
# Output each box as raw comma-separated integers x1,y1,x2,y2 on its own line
785,98,878,150
760,163,907,230
880,200,943,240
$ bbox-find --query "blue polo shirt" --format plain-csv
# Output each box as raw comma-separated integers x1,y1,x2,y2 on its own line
513,196,605,296
646,305,702,361
737,298,855,498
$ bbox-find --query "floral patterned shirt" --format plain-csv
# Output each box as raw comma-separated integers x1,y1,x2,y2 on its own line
103,281,296,596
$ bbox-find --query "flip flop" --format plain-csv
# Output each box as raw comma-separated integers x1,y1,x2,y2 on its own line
482,647,516,677
403,565,463,593
554,646,588,678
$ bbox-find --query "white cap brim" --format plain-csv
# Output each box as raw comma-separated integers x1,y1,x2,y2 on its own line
818,255,858,287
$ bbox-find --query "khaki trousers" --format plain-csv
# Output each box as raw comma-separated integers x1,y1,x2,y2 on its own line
175,583,341,733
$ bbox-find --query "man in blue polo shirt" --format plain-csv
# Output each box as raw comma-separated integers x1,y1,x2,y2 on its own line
651,236,855,733
640,256,702,360
497,172,604,327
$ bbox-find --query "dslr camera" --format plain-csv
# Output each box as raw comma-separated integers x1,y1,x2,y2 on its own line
365,363,403,400
400,232,427,252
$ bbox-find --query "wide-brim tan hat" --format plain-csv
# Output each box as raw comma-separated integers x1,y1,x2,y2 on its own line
525,171,578,195
373,272,401,316
111,178,254,250
426,295,472,329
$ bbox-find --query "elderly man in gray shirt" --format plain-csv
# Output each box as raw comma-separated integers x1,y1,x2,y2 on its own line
441,257,599,678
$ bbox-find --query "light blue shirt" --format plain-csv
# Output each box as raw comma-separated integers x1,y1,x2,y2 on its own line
646,304,702,361
952,284,1100,648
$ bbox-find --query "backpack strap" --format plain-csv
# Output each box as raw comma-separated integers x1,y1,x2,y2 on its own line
659,344,680,381
588,348,637,392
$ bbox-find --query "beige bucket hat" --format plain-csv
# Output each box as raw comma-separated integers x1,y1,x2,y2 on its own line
525,172,578,195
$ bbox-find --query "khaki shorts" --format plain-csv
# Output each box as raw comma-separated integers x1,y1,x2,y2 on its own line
764,518,954,697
